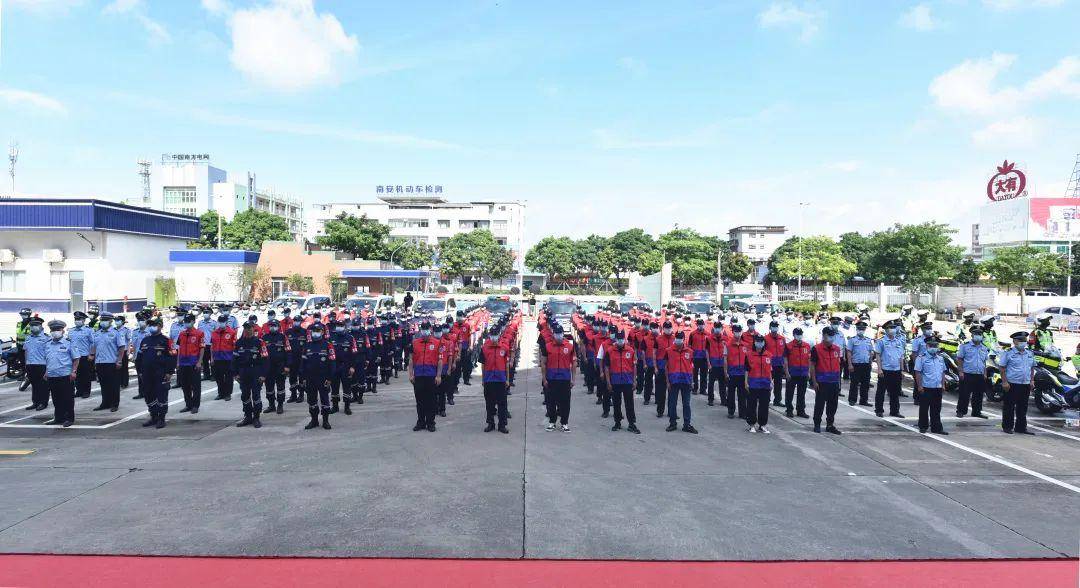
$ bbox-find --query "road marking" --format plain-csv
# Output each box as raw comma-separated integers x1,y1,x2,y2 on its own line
0,449,35,456
936,396,1080,443
0,385,220,430
841,402,1080,495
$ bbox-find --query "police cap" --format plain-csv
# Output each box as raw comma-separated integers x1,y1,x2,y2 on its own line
218,314,230,322
855,321,868,328
769,320,779,328
969,325,983,335
309,322,325,332
73,311,88,320
99,311,114,320
1010,331,1028,341
47,319,66,330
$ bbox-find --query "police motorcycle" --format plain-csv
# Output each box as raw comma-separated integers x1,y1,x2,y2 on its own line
987,344,1069,414
0,337,24,380
934,336,962,392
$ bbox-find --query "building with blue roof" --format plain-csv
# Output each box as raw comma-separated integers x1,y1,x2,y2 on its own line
0,199,199,314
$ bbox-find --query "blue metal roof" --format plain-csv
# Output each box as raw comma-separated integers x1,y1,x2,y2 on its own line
0,199,199,240
340,269,439,279
169,250,261,264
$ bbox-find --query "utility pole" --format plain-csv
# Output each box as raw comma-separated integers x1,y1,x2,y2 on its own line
797,202,809,296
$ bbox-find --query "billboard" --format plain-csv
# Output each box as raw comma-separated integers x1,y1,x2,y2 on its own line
986,160,1028,201
980,197,1080,245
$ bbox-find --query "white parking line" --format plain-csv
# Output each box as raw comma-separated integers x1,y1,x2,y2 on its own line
0,385,220,430
841,402,1080,495
936,396,1080,443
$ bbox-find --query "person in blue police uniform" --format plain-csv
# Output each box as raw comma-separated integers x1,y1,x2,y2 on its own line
300,322,336,431
845,321,874,407
603,331,639,434
67,311,94,398
233,322,269,429
114,315,132,389
90,312,125,412
908,321,934,405
129,311,151,400
43,320,80,427
874,320,906,419
137,317,175,429
913,336,948,435
328,320,358,416
810,326,843,435
22,318,51,411
996,332,1037,435
955,325,991,419
261,319,291,415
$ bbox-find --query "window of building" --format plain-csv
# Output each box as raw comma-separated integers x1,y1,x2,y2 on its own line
492,220,508,232
49,271,69,293
271,278,287,299
438,219,451,229
0,270,26,292
459,220,490,230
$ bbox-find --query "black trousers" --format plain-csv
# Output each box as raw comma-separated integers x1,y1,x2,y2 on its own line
178,365,201,409
483,381,508,426
653,367,667,413
213,360,233,399
95,363,119,409
746,387,770,426
635,359,646,394
610,383,636,425
848,363,871,404
771,365,785,404
48,376,75,423
27,364,48,407
875,370,902,416
435,373,450,414
119,353,130,388
596,376,610,413
957,373,985,416
813,382,840,426
330,368,353,405
265,359,287,402
583,356,596,392
918,387,944,432
546,380,571,425
238,369,263,415
1001,383,1031,433
692,357,708,393
726,373,747,418
143,369,170,418
201,347,213,380
642,365,654,400
75,357,92,397
413,376,436,426
306,373,331,416
785,375,808,413
288,356,303,393
707,366,725,404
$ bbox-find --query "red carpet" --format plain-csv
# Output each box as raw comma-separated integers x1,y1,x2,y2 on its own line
0,555,1076,587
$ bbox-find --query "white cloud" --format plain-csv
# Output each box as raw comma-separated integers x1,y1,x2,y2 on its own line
5,0,85,14
972,116,1039,147
983,0,1064,10
201,0,231,16
929,53,1080,117
899,3,939,31
758,2,825,42
0,88,67,115
226,0,359,92
827,160,861,173
103,0,170,44
618,57,647,77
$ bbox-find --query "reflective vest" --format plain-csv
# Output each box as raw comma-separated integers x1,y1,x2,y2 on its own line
607,344,636,385
764,333,786,366
210,327,237,361
688,330,709,358
706,334,726,366
813,342,843,383
176,328,204,366
545,340,575,381
411,336,441,377
747,350,773,389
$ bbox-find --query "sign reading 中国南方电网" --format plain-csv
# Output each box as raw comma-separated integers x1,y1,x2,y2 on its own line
986,160,1028,202
162,153,211,164
377,185,443,195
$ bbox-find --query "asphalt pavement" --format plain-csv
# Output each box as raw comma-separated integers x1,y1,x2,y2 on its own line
0,321,1078,561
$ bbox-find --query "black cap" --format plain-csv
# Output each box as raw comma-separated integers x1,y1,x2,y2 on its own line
674,331,685,339
267,319,280,327
821,326,836,337
696,319,704,325
970,325,983,335
218,314,230,322
1010,331,1027,340
792,327,803,336
769,320,779,328
855,321,868,328
310,322,325,331
73,311,88,320
920,322,933,329
420,321,431,330
753,334,765,342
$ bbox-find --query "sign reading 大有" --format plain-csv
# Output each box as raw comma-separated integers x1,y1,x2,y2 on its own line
378,185,443,195
986,160,1027,202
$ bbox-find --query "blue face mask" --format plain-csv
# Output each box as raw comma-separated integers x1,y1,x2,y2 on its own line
311,332,323,340
927,347,939,355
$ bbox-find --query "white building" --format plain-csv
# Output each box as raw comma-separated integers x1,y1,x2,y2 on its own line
142,154,305,241
728,225,787,261
308,194,527,273
171,250,261,304
0,199,199,315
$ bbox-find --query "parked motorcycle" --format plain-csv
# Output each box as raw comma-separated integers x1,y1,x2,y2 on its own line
988,345,1069,414
0,338,24,381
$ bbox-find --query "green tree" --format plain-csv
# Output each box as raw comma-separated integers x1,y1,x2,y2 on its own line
983,246,1067,314
481,246,515,282
865,222,964,293
573,235,610,276
636,249,665,275
285,273,315,293
189,210,222,249
656,228,723,286
768,235,856,284
315,213,390,259
722,251,754,283
221,209,291,251
393,241,435,270
838,231,871,278
438,229,507,284
608,228,655,279
955,258,981,285
525,236,577,282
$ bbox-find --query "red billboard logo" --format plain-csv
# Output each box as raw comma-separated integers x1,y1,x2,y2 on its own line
987,160,1027,202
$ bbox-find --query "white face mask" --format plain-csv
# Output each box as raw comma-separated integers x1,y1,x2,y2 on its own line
74,320,85,327
138,321,147,328
270,326,280,333
148,326,160,334
1014,341,1027,350
794,334,803,341
50,330,64,340
100,320,112,328
311,332,323,340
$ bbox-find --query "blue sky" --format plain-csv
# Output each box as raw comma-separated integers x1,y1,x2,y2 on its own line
2,0,1079,247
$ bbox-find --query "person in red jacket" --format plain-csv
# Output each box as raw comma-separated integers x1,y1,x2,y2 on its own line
651,321,673,417
810,326,844,435
604,331,640,434
664,331,697,434
210,314,237,401
725,324,748,420
746,334,774,433
784,327,812,419
688,318,710,395
478,327,510,433
705,323,727,407
540,324,576,432
764,320,788,408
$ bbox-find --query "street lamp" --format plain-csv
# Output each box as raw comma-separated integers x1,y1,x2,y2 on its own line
387,240,410,294
797,201,810,297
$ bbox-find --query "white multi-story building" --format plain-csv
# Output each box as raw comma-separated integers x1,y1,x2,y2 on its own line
140,154,305,241
728,225,787,262
308,194,526,274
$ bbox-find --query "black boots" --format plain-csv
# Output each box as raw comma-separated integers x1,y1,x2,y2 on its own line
236,407,253,427
276,395,285,414
321,413,332,430
343,400,352,415
304,408,320,430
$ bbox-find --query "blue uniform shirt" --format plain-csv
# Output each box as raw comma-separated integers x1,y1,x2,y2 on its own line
169,321,184,344
910,334,930,361
875,336,906,371
24,332,50,365
197,318,216,344
116,326,132,350
45,337,78,377
91,328,121,364
846,335,874,364
67,324,93,357
130,326,149,358
914,352,947,389
956,341,990,375
997,347,1035,384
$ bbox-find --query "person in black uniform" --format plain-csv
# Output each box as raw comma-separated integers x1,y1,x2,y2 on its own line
285,317,307,403
329,320,357,416
366,317,382,394
233,322,268,428
349,316,369,405
262,319,290,415
300,322,336,430
379,316,395,384
137,317,175,429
